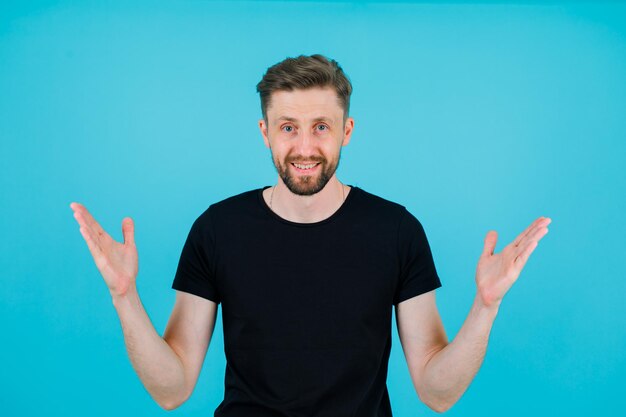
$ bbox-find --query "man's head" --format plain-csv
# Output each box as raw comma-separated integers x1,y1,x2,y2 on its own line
256,54,352,123
257,55,355,196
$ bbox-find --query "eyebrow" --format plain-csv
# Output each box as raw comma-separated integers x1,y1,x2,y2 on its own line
275,116,334,124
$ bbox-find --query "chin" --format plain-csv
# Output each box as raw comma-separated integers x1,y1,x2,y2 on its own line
285,176,329,196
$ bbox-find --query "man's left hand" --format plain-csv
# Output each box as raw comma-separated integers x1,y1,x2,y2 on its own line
475,216,552,309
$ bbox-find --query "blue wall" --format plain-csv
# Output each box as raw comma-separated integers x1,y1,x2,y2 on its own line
1,1,625,416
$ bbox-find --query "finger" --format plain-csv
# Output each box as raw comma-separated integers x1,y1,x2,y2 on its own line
73,211,103,247
511,216,543,247
531,224,550,242
79,225,106,269
122,217,135,246
515,225,549,256
72,210,95,235
481,230,498,257
70,202,106,236
513,239,539,270
512,216,550,248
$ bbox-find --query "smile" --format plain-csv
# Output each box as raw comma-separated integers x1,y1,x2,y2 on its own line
291,162,320,170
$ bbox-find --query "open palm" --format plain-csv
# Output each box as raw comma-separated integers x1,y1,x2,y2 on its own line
476,216,551,308
70,202,138,297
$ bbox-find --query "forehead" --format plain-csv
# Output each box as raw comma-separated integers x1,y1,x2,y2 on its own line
267,87,342,123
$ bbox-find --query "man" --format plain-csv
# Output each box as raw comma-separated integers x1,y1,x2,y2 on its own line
70,54,551,416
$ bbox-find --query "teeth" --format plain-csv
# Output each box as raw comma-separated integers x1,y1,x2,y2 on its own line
294,163,317,169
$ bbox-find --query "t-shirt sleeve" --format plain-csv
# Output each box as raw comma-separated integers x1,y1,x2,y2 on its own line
393,208,442,305
171,208,221,304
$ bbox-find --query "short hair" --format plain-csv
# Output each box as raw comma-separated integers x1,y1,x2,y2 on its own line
256,54,352,122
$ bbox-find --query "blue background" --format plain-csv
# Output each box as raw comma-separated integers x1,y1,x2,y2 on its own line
1,1,625,416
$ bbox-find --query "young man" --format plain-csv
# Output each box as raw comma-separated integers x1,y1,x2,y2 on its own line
70,54,551,416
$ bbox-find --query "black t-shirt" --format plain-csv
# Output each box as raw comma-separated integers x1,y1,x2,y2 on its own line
172,186,442,417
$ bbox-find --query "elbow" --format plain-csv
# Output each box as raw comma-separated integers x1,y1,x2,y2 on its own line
419,391,456,414
157,390,191,411
414,370,460,413
158,398,184,411
159,402,178,412
428,401,453,414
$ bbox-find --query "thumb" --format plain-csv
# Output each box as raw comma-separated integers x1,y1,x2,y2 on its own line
122,217,135,246
481,230,497,257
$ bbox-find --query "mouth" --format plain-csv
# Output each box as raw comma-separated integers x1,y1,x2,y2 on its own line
290,162,321,173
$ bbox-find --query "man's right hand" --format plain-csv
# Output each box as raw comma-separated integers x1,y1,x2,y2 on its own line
70,202,214,410
70,202,138,298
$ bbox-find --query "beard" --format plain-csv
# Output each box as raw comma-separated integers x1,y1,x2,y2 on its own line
271,149,341,196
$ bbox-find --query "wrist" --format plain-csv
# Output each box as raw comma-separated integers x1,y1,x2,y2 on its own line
111,283,139,309
473,293,501,318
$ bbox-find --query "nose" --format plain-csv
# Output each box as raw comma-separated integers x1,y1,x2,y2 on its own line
293,129,316,157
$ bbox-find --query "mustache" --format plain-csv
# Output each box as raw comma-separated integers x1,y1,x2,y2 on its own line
286,155,326,163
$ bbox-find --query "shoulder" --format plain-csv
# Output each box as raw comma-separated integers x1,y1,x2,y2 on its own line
352,186,408,219
210,188,261,211
351,187,430,238
193,187,264,227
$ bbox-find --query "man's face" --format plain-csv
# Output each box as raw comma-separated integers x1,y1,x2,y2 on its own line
259,87,354,196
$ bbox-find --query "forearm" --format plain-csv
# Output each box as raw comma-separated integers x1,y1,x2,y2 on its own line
112,285,187,410
420,294,499,412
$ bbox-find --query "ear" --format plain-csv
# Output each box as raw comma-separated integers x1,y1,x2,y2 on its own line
259,118,270,148
341,117,355,146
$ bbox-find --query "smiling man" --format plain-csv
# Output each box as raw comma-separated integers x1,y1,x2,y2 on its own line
259,85,353,221
70,54,551,416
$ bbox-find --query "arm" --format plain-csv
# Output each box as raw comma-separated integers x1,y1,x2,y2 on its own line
396,216,551,412
70,203,217,410
396,291,496,413
113,288,217,410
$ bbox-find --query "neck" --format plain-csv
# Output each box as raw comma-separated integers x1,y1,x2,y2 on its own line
265,175,350,223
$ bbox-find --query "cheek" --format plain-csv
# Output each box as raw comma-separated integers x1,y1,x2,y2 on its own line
270,144,290,162
322,138,343,154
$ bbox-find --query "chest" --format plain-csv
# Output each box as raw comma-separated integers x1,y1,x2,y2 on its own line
215,222,399,350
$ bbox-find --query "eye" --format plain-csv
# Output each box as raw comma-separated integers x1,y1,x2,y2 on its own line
316,124,328,132
282,125,294,133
